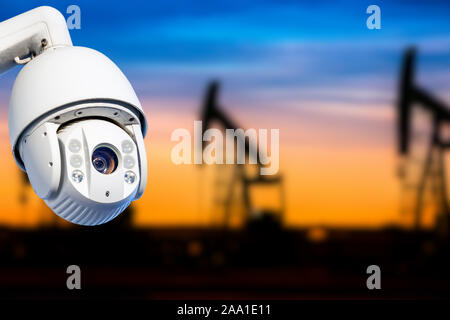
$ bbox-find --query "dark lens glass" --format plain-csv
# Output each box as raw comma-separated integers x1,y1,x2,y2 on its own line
91,146,118,174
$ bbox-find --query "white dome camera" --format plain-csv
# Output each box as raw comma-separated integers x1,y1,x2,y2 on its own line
0,7,148,225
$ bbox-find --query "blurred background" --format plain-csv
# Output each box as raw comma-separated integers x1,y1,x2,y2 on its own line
0,0,450,299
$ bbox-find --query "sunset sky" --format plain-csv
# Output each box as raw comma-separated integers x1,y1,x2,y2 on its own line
0,1,450,228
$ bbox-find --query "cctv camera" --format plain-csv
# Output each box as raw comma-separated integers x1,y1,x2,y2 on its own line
0,7,147,225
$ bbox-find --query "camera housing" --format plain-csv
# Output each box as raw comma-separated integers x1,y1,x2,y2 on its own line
1,7,148,225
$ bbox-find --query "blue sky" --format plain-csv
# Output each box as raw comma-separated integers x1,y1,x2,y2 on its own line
1,1,450,112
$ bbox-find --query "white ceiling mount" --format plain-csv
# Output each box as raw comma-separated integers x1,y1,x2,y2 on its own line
0,6,72,74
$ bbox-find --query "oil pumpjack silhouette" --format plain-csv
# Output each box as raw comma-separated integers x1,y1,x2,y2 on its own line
398,47,450,233
199,81,285,230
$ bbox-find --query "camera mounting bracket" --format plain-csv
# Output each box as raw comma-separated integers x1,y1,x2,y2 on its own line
0,6,72,74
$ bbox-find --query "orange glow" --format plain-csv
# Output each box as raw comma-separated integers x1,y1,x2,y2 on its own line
0,99,406,229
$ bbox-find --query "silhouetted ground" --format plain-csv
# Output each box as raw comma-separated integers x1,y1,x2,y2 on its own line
0,221,449,300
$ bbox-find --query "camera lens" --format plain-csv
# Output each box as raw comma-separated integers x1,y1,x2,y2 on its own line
92,146,118,174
